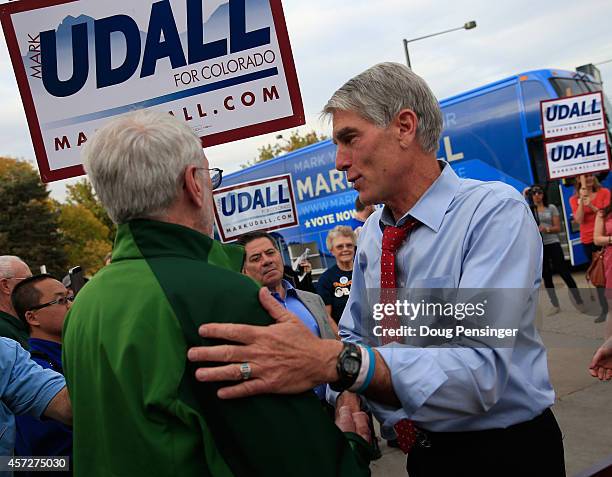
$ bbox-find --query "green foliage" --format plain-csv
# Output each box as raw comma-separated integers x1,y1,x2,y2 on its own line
241,130,328,168
0,157,68,277
65,179,116,242
58,204,111,275
1,133,327,273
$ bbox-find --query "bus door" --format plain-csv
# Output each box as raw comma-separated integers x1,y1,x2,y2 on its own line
520,78,576,263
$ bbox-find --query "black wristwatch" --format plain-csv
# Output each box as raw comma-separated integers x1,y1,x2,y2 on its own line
330,343,362,392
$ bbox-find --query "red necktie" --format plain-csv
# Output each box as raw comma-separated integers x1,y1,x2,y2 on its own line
380,218,419,454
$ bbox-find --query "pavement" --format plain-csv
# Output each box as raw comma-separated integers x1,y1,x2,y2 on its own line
370,272,611,477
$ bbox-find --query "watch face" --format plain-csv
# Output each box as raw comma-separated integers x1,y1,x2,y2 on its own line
344,357,361,375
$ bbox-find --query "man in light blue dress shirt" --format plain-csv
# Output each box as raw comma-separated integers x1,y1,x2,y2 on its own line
188,63,565,476
0,337,70,473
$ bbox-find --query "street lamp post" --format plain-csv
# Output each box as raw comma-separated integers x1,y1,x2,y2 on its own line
403,21,477,70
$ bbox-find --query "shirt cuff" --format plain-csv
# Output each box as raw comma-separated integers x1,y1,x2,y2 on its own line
326,385,372,411
326,385,339,407
373,346,447,425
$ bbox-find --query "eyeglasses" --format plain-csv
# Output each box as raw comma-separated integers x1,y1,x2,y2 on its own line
1,276,28,289
194,167,223,190
532,190,543,195
28,295,74,311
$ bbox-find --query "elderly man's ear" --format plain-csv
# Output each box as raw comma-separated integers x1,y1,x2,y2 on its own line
0,278,11,296
183,166,205,208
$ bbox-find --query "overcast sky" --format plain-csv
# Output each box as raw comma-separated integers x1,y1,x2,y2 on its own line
1,0,611,200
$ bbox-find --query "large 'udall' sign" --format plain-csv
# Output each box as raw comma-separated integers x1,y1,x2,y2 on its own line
0,0,304,182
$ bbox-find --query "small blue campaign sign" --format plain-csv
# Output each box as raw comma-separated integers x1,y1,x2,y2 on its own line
212,173,298,242
540,91,606,140
544,132,610,180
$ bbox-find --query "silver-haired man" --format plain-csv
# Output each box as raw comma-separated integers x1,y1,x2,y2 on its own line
188,63,566,476
0,256,32,349
62,110,372,477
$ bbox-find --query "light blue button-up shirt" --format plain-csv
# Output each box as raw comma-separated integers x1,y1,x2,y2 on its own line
272,280,325,399
339,162,554,436
271,280,321,337
0,338,66,463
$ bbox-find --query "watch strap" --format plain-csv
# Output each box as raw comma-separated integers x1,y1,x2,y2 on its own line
330,343,362,392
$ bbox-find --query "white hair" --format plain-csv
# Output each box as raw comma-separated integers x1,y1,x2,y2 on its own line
82,109,205,224
323,62,443,154
326,226,356,251
0,256,25,278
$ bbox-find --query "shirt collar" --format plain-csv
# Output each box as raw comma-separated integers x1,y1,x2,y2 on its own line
28,338,62,354
380,161,460,232
113,219,245,273
271,279,298,300
282,279,299,297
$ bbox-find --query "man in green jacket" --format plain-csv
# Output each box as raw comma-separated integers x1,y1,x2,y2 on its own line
63,110,372,477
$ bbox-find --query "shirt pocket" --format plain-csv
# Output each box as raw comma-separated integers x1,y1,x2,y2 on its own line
410,275,455,289
405,275,457,304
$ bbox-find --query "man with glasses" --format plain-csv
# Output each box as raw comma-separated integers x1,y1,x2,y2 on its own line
11,274,73,465
0,256,33,349
0,273,72,460
62,110,371,477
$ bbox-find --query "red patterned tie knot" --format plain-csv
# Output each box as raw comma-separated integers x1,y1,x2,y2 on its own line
381,218,419,254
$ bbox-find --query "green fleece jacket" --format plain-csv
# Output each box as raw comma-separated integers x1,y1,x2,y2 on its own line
63,219,371,477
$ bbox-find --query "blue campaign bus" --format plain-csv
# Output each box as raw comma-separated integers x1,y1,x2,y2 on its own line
220,67,612,273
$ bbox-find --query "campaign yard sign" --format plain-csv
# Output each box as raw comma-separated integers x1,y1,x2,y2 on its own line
212,174,298,242
540,92,606,139
0,0,304,182
540,91,610,180
544,132,610,180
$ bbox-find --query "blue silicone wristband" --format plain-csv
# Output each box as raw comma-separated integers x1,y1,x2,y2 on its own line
356,346,376,394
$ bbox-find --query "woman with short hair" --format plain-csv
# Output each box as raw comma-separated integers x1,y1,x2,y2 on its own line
316,226,357,324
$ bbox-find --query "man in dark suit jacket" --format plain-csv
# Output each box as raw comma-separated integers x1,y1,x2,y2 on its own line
237,232,337,342
237,232,382,455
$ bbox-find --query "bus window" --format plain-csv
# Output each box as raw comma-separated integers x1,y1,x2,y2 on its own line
441,84,532,184
581,81,612,134
520,80,551,134
550,77,612,135
549,78,589,97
